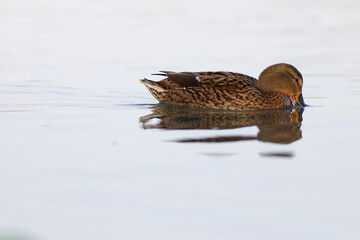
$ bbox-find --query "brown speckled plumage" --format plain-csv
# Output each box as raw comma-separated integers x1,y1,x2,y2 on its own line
140,63,305,111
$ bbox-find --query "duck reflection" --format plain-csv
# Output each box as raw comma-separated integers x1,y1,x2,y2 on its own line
139,104,304,144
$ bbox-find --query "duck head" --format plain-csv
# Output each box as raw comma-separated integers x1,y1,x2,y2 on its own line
257,63,305,106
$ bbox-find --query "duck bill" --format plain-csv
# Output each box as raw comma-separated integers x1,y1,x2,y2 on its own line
294,94,306,107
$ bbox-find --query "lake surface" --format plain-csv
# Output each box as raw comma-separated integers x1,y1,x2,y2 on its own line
1,0,360,239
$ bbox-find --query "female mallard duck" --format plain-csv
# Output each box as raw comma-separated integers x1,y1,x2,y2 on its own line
140,63,305,111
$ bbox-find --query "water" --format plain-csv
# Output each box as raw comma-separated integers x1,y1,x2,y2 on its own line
1,0,360,239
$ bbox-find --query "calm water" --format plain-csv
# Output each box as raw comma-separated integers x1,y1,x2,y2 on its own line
1,0,360,239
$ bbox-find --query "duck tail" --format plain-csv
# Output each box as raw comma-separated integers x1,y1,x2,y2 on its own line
140,78,169,102
140,78,167,92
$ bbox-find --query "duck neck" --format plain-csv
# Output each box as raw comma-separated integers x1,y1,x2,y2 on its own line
256,80,274,94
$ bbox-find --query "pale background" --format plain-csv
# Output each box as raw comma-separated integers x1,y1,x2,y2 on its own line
0,0,360,239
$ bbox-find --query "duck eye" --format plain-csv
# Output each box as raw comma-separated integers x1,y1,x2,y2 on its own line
292,77,299,83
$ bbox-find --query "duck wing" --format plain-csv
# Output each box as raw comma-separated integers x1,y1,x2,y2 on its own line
196,71,257,89
153,71,257,89
152,71,200,88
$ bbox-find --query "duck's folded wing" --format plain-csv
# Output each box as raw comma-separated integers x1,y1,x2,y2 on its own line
153,71,257,89
196,71,257,89
152,71,200,88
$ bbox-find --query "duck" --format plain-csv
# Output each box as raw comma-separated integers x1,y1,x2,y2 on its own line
140,63,305,111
